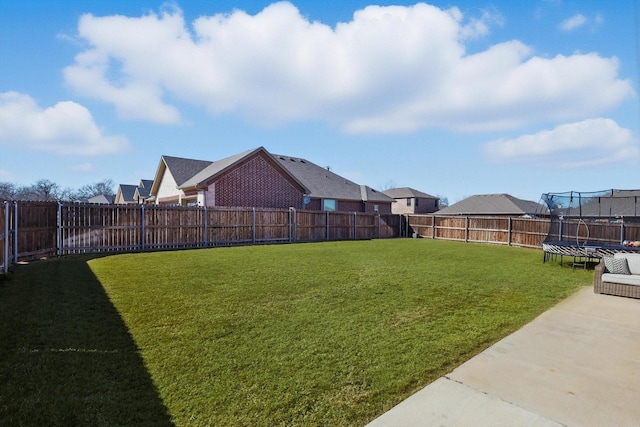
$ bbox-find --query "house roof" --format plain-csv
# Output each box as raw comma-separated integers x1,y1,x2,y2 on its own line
135,179,154,199
382,187,438,199
273,154,393,203
436,194,542,215
150,147,393,204
150,155,213,196
179,147,308,193
162,156,213,186
87,194,115,204
117,184,138,203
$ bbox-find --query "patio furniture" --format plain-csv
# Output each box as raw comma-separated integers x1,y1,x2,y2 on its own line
594,253,640,299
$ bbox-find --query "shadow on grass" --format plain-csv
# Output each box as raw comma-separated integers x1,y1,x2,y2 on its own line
0,255,174,426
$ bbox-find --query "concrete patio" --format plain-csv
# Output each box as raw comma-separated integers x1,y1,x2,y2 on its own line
367,286,640,427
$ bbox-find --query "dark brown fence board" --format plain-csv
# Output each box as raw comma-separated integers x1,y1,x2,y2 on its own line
17,202,57,259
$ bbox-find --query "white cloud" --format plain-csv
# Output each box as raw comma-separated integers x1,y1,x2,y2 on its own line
560,13,587,31
482,118,640,168
559,12,604,32
63,2,634,133
0,91,130,156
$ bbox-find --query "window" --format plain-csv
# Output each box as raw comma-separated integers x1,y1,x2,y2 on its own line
415,198,419,206
406,198,412,206
322,199,336,211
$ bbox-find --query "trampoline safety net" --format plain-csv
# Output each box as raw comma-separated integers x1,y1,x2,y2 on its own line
538,189,640,253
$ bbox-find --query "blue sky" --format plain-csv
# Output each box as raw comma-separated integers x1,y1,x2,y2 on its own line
1,0,638,203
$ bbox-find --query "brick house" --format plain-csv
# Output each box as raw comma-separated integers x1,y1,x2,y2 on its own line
148,147,393,213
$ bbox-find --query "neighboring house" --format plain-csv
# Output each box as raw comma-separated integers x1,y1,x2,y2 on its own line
436,194,543,217
149,147,393,213
133,179,155,204
115,180,153,204
273,153,392,213
382,187,439,214
114,184,138,204
87,194,115,204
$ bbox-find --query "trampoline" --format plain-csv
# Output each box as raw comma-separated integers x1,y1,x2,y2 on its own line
538,189,640,267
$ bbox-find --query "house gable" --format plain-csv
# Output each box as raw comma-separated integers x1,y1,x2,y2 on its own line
150,156,212,205
206,150,306,209
115,184,138,204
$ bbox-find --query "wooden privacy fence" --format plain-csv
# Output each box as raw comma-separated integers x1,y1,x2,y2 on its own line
404,215,551,248
1,202,400,268
544,218,640,246
4,200,640,272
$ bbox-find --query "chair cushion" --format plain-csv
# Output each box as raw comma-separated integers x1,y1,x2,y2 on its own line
613,253,640,275
602,273,640,287
604,256,631,275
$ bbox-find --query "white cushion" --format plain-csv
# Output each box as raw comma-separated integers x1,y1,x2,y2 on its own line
614,253,640,275
602,273,640,287
604,256,631,274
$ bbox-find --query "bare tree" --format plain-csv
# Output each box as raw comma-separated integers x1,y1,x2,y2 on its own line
0,179,115,201
0,182,17,200
437,195,449,208
75,179,116,199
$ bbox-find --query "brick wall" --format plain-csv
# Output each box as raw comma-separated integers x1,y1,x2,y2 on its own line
211,153,304,209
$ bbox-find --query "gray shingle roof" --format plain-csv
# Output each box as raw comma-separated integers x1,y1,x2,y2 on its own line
117,184,138,203
273,154,393,202
179,148,268,189
135,179,154,198
87,194,115,204
436,194,542,215
382,187,438,199
162,155,213,186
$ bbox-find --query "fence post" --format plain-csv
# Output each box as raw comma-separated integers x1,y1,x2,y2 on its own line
377,213,380,239
140,204,145,251
292,208,297,243
508,217,512,246
431,215,436,239
13,201,18,263
326,211,330,241
57,202,63,256
252,208,256,244
3,201,9,273
620,220,625,245
203,206,208,247
405,215,409,238
353,212,357,240
465,216,469,242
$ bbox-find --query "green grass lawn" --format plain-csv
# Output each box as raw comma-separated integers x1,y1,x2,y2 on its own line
0,239,593,426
